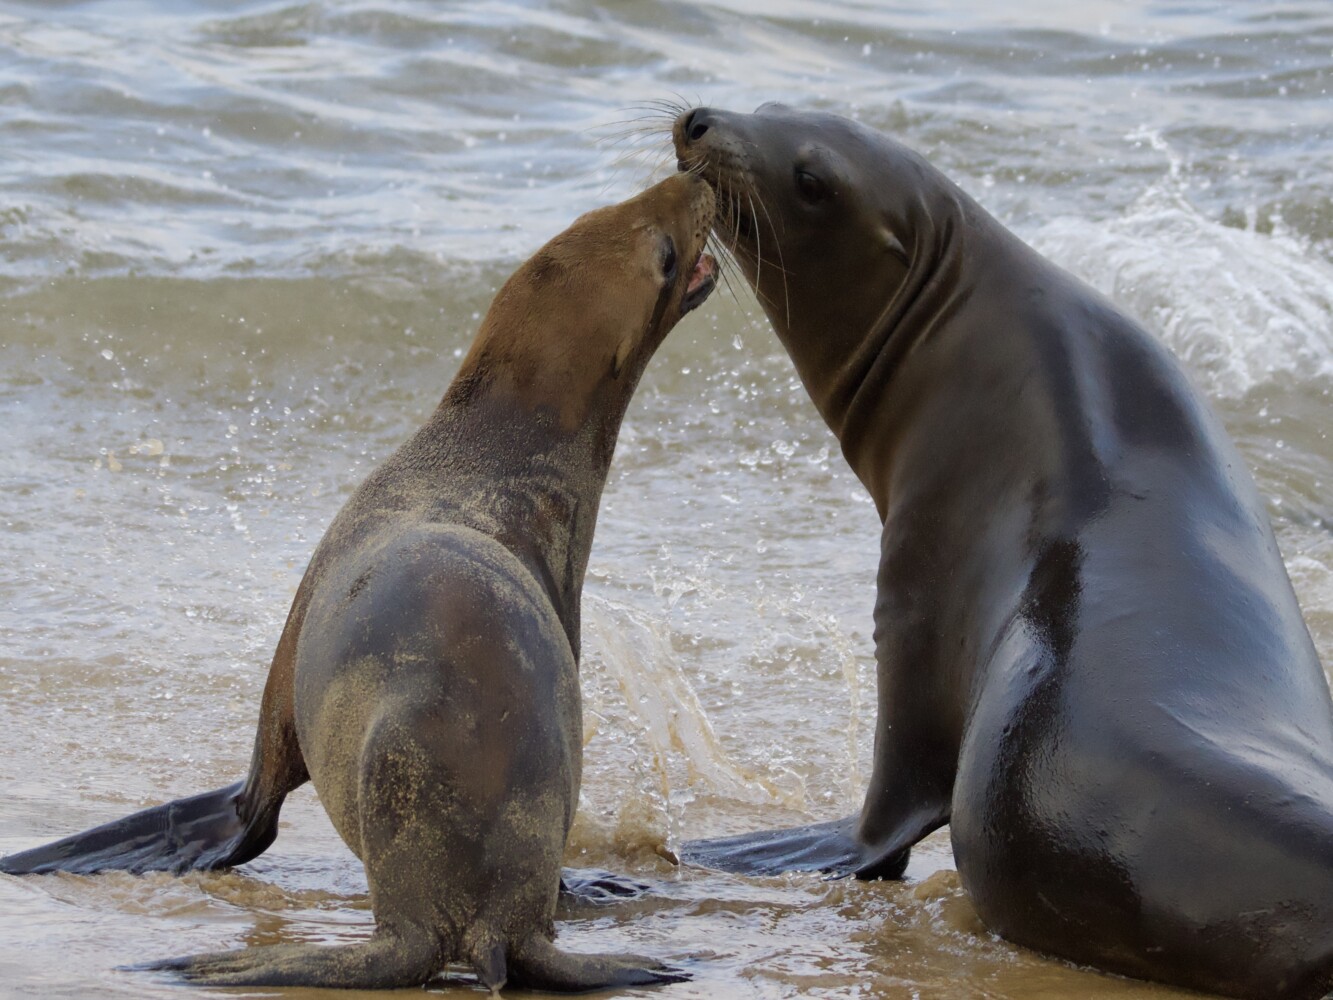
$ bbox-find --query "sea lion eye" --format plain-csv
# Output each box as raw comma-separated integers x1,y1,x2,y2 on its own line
661,237,678,281
795,168,830,204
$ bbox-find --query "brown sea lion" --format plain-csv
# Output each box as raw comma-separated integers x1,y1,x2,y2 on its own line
672,103,1333,1000
1,173,717,992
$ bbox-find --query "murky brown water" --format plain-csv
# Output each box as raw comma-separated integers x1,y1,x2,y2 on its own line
1,2,1331,997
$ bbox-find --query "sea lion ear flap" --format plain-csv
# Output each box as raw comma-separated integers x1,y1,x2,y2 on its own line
611,336,633,379
879,225,910,266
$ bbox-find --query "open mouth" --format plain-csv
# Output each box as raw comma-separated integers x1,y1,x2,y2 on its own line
680,252,718,315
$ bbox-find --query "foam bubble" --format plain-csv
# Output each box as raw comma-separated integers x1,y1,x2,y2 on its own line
1031,189,1333,399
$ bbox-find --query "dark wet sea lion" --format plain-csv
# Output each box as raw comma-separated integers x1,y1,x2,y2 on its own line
2,173,717,991
673,103,1333,1000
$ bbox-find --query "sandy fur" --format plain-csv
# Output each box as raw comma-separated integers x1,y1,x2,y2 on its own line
137,173,715,991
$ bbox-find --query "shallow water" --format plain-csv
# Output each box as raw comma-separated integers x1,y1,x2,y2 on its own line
1,1,1331,997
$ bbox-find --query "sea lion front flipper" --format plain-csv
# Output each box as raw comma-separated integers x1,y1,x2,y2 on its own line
0,780,276,875
680,814,910,880
507,934,689,992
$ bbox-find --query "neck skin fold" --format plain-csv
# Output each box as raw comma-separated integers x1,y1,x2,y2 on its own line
766,194,975,520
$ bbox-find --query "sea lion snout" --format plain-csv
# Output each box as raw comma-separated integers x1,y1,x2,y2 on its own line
448,171,716,429
672,107,753,246
672,107,756,193
673,106,730,168
614,171,717,329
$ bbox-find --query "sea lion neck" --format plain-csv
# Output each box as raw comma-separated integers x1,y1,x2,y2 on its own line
794,192,968,453
771,180,1002,521
397,384,626,661
676,102,1110,523
674,103,981,508
369,169,714,658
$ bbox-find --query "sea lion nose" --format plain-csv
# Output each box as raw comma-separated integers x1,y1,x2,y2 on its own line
681,109,711,144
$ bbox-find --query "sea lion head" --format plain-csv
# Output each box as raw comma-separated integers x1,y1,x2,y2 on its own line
672,103,961,427
459,173,717,429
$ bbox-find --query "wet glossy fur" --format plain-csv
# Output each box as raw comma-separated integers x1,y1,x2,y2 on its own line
674,104,1333,1000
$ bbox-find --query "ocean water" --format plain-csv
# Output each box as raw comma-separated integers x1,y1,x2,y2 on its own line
0,1,1330,997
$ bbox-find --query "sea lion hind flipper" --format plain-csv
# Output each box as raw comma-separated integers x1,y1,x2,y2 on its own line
558,866,651,903
680,814,910,880
0,780,272,875
127,928,442,989
508,934,689,992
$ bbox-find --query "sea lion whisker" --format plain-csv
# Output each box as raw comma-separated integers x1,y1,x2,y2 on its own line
636,103,684,122
675,152,708,180
623,98,675,114
719,214,793,282
723,173,744,255
592,129,675,158
716,229,760,292
614,96,688,121
594,115,678,138
613,100,687,132
733,235,795,280
603,147,672,180
730,248,791,318
744,187,767,303
586,110,681,158
709,238,747,307
597,142,661,168
749,187,792,326
641,94,690,117
719,172,735,239
702,232,734,292
596,112,673,128
594,127,666,148
597,146,678,201
643,149,685,186
725,197,746,272
702,171,797,326
624,100,681,115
